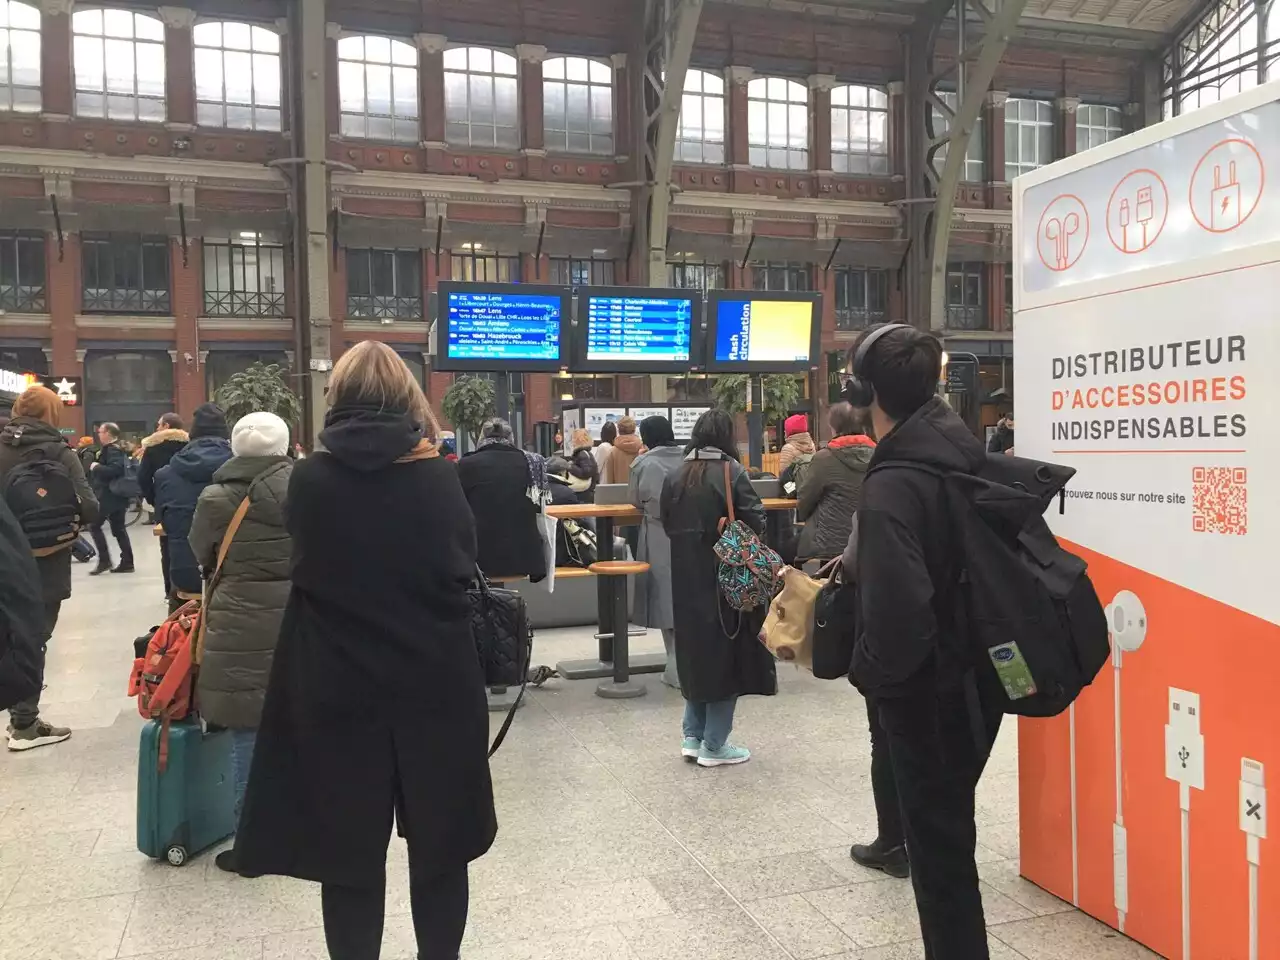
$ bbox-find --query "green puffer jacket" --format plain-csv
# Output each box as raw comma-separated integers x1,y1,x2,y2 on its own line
189,454,293,729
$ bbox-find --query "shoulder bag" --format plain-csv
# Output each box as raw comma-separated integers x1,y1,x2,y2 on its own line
712,461,784,613
467,570,533,756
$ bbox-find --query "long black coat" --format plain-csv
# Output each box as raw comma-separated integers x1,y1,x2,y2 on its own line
456,443,545,581
660,449,777,703
234,406,496,887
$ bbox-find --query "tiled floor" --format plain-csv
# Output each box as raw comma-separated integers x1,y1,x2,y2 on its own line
0,533,1161,960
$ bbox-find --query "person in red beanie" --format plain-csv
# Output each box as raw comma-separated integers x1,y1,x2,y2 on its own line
778,413,815,476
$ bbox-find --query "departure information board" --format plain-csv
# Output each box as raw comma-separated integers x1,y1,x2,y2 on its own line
713,297,814,364
585,294,694,363
445,290,563,362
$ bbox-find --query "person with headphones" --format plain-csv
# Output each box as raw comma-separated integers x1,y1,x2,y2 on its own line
841,323,1003,960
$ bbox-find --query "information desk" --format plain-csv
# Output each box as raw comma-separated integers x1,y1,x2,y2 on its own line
546,499,797,698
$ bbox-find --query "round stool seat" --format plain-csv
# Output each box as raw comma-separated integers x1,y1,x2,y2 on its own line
588,560,651,576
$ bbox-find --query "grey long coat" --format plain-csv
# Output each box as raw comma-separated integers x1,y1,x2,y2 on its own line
628,445,684,629
189,454,293,729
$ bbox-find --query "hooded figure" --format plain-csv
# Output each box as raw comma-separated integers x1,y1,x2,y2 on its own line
154,402,233,599
604,416,644,485
628,416,684,688
778,413,816,475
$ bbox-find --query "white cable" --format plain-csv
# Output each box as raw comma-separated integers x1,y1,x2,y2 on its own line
1240,759,1265,960
1180,782,1191,960
1069,701,1079,908
1249,848,1259,960
1107,593,1145,934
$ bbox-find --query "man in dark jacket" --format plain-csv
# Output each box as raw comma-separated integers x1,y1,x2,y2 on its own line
456,418,546,581
87,422,134,574
138,412,189,597
0,386,99,748
847,324,1002,960
154,403,232,609
987,413,1014,454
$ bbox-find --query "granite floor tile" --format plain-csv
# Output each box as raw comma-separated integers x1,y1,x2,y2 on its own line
618,906,790,960
745,892,858,958
988,911,1161,959
0,890,135,960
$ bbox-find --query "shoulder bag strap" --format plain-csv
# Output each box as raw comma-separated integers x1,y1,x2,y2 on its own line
717,460,736,534
194,493,252,665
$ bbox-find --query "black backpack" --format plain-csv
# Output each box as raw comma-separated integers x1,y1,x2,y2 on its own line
872,453,1110,718
109,459,141,499
2,442,82,557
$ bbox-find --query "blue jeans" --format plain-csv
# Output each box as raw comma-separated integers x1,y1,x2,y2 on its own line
682,697,738,752
229,730,257,823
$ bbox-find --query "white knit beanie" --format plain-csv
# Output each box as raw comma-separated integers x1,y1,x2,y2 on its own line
231,411,290,458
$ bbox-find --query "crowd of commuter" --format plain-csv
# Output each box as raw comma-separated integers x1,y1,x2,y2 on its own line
0,325,1012,960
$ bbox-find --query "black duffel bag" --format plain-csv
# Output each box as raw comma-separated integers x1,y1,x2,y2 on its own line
811,561,857,681
467,569,533,756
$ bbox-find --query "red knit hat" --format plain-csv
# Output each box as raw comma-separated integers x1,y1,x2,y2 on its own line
784,414,808,436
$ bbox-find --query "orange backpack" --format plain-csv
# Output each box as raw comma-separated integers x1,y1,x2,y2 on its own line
127,495,251,770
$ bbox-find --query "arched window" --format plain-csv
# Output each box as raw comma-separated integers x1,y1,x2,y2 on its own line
543,56,613,155
72,8,165,121
747,76,808,170
194,21,282,131
831,84,889,175
443,46,518,148
1077,104,1122,152
0,1,40,113
337,34,419,143
675,69,724,164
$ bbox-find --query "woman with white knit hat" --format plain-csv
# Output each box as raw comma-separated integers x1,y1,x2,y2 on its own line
188,411,295,872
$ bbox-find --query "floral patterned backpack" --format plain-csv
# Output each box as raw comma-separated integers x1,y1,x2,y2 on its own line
712,462,784,612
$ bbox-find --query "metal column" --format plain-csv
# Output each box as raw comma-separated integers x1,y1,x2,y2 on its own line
631,0,703,285
903,0,1027,329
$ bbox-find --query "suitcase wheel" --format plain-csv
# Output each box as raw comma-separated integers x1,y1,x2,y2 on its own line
165,845,189,867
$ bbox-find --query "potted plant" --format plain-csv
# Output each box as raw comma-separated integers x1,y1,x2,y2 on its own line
441,376,498,446
214,362,302,429
710,374,803,434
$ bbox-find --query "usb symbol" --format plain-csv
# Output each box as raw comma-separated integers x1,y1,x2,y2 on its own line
1179,746,1190,768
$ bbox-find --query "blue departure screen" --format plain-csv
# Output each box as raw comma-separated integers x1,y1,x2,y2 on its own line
585,295,693,364
446,291,562,362
714,298,813,364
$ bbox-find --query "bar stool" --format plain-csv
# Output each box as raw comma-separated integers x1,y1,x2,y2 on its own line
588,560,650,699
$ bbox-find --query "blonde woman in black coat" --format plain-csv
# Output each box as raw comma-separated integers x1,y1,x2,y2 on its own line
233,341,495,960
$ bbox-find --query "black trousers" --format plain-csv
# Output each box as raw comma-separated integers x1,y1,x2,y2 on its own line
159,534,171,596
866,696,904,848
321,862,468,960
877,684,1004,960
7,600,61,729
89,509,133,567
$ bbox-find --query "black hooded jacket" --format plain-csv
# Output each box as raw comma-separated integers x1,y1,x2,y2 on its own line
852,396,986,698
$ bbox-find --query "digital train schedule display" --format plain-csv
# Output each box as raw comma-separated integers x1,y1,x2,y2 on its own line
444,290,563,365
585,295,694,364
713,297,814,366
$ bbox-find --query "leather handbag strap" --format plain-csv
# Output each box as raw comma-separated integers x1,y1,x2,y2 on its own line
722,460,736,524
195,493,252,665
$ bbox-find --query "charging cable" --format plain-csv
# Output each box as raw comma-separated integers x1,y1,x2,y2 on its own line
1166,688,1205,960
1240,758,1266,960
1105,591,1147,930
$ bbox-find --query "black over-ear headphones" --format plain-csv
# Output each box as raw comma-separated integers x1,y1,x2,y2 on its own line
841,323,910,408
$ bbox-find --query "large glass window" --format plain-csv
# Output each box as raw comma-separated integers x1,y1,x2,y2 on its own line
667,258,725,291
747,76,809,170
449,248,521,282
337,35,419,143
543,56,614,155
1004,98,1054,179
83,350,173,436
549,257,614,286
193,21,282,131
0,230,45,312
81,233,170,314
832,84,889,175
833,267,887,331
1163,0,1275,116
675,69,725,164
346,248,422,320
1076,103,1123,153
203,235,286,317
752,261,811,291
945,261,986,330
0,1,40,113
206,350,290,397
443,46,518,149
932,91,985,182
72,9,165,121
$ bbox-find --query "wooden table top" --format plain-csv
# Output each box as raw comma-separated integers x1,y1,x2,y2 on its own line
546,499,797,521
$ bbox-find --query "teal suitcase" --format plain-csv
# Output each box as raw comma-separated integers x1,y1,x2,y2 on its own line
137,718,236,866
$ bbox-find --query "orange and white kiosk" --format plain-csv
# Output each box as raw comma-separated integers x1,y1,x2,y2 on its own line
1014,80,1280,959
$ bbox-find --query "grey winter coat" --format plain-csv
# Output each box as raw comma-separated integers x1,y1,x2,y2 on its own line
795,438,875,562
189,455,293,729
627,445,684,628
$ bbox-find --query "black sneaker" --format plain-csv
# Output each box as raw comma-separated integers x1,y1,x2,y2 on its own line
111,563,135,573
851,840,910,879
89,564,111,576
215,849,238,873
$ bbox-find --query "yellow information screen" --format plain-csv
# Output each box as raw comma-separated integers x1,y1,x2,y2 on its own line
714,298,814,363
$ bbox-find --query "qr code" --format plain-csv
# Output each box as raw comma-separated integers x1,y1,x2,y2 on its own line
1192,466,1247,535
